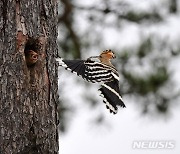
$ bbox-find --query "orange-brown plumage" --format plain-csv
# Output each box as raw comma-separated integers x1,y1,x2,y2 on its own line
98,50,116,67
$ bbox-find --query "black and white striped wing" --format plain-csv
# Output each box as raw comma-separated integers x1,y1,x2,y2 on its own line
57,58,114,83
58,59,87,79
84,60,115,83
99,79,126,114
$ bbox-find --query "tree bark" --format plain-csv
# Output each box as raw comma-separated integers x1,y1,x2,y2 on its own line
0,0,59,153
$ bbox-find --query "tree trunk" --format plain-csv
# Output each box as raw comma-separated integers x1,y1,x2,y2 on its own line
0,0,59,153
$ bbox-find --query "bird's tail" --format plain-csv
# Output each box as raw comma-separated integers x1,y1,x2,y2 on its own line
99,80,125,114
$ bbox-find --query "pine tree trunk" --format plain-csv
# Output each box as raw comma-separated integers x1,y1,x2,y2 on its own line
0,0,59,153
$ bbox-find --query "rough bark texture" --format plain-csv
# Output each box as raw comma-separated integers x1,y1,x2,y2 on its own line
0,0,59,153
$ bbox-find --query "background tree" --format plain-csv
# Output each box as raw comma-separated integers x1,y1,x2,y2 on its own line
58,0,180,132
0,0,59,153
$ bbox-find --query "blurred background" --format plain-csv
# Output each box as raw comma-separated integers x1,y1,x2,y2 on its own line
57,0,180,153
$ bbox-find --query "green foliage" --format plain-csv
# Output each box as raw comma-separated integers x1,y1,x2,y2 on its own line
169,0,177,13
137,38,152,58
121,11,162,23
122,66,169,95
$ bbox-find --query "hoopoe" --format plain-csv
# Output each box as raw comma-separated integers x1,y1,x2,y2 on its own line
57,50,125,114
25,50,38,66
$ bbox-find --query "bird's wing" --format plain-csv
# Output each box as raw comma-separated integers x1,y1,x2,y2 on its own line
58,58,115,83
58,59,87,78
85,60,126,113
84,60,115,83
99,79,125,114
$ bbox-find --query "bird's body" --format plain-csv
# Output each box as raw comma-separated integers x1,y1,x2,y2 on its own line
57,50,125,114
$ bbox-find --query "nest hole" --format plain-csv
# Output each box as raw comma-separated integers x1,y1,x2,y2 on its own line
24,38,39,67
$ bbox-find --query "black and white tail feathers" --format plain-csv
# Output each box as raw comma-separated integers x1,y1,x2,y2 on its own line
57,57,126,114
99,81,125,114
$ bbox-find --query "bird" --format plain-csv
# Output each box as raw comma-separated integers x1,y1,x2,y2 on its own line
56,49,126,114
25,50,38,66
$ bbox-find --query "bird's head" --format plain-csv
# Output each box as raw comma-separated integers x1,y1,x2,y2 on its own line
100,49,116,59
25,50,38,66
28,50,38,63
